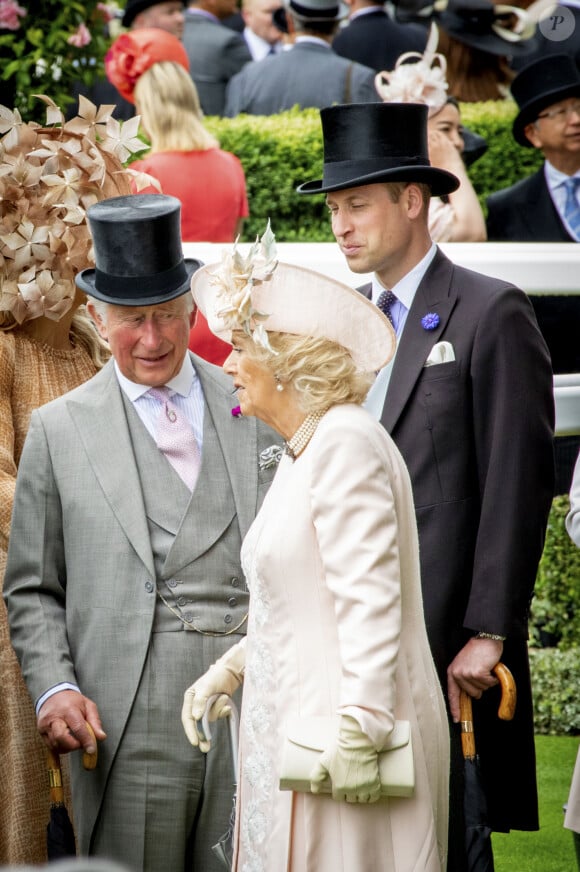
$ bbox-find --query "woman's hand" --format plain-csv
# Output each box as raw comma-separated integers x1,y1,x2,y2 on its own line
181,640,245,751
310,715,381,803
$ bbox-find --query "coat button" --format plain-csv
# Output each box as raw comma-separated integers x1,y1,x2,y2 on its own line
228,597,238,608
183,612,194,623
231,577,240,588
145,581,154,593
177,596,187,607
224,614,233,624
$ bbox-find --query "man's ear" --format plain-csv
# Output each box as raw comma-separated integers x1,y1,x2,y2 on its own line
189,303,198,329
405,183,425,219
87,301,108,341
523,122,542,150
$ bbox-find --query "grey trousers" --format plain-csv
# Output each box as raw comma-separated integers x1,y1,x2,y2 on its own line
91,632,239,872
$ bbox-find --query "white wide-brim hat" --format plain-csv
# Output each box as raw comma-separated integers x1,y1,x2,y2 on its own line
191,260,395,373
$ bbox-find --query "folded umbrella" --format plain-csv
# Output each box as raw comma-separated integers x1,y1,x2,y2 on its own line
46,723,98,860
460,662,517,872
198,694,240,871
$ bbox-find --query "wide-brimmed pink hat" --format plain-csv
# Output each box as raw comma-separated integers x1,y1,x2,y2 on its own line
191,224,395,373
105,28,190,104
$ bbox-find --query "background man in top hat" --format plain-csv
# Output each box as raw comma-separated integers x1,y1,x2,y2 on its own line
298,102,555,870
3,194,280,872
487,54,580,498
487,53,580,243
223,0,379,117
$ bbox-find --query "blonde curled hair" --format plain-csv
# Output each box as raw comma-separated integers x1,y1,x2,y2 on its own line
238,331,374,413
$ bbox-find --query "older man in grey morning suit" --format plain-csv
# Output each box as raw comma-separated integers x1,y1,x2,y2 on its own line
224,0,379,116
4,194,280,872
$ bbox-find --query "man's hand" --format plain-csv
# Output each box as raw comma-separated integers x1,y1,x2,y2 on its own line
37,690,106,755
447,637,503,722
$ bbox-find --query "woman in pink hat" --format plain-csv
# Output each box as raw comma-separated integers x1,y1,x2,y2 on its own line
182,225,450,871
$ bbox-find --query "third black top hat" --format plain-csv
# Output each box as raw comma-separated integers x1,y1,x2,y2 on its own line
297,103,459,197
511,54,580,147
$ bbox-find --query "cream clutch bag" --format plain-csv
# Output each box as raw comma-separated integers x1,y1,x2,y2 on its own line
279,716,414,797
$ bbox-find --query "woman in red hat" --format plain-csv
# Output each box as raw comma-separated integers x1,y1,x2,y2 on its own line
106,27,249,363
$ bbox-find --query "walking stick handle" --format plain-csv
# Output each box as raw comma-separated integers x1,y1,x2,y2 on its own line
459,661,516,759
459,691,476,759
493,662,517,721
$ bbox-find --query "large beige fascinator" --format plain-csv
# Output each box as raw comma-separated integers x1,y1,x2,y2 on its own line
375,24,449,116
0,94,146,326
191,223,396,373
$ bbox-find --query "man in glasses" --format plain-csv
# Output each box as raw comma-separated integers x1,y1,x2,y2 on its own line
487,53,580,242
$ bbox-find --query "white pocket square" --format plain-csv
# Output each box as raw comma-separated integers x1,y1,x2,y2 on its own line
424,341,455,367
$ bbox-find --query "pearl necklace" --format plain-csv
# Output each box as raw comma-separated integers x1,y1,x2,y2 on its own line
284,411,326,460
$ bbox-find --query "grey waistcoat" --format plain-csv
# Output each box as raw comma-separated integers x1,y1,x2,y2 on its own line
122,393,248,636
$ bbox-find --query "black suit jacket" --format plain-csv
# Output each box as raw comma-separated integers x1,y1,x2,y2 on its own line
362,248,554,833
486,167,574,242
332,9,427,71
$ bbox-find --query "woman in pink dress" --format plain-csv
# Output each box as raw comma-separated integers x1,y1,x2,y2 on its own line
182,226,450,871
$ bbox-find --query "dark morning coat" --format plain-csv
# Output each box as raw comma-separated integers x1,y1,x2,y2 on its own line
332,8,428,71
362,247,555,834
486,167,575,241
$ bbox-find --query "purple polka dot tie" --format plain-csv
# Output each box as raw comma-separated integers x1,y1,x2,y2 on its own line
148,387,201,491
376,289,397,327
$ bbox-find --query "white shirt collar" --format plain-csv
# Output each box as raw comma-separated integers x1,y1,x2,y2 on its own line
294,35,330,47
371,243,437,309
545,159,580,191
114,354,195,402
244,26,281,60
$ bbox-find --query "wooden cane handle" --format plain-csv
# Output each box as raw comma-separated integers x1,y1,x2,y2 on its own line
493,662,517,721
459,690,476,759
47,747,65,804
82,722,98,770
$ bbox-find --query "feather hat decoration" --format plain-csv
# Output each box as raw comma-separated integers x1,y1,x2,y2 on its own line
0,94,147,325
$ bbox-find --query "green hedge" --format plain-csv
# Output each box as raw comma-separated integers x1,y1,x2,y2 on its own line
530,496,580,651
530,646,580,735
204,101,543,242
528,496,580,735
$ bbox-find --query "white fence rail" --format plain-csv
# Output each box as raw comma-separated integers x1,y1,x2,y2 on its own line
183,242,580,436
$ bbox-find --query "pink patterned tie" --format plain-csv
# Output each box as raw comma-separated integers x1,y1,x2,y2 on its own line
148,387,201,491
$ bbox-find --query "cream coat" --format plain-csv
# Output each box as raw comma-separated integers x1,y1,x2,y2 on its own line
232,404,449,872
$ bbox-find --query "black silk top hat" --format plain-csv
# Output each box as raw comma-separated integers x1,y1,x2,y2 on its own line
432,0,536,57
297,103,460,197
122,0,185,28
76,194,202,306
511,54,580,147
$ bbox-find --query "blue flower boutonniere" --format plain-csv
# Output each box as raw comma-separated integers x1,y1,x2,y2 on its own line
421,313,440,331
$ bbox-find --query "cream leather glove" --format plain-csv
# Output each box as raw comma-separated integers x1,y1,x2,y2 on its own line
310,714,381,803
181,640,245,751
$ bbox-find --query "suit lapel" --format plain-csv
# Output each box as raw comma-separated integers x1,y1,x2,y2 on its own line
382,249,457,433
66,362,155,578
523,170,573,240
192,355,259,541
